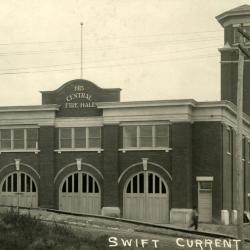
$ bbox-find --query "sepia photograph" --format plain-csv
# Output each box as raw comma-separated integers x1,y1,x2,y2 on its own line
0,0,250,249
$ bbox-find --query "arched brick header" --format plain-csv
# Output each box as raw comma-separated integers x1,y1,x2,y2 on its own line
0,162,40,187
54,162,104,191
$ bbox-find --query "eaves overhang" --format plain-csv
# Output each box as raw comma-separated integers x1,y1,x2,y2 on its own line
0,104,60,113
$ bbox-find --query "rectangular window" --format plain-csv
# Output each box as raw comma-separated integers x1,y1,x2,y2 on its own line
245,26,250,44
75,127,86,148
0,128,38,151
59,127,102,149
123,126,137,148
234,26,250,44
199,181,212,190
88,127,101,148
123,124,170,149
234,27,241,43
60,128,72,148
139,125,153,147
13,129,24,149
0,129,11,149
27,128,38,149
155,125,169,147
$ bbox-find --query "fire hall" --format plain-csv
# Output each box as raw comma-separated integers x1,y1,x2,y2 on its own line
0,5,250,225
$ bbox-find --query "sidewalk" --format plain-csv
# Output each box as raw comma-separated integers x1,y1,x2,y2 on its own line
2,207,250,240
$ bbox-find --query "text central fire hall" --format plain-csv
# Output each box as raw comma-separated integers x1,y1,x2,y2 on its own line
0,5,250,225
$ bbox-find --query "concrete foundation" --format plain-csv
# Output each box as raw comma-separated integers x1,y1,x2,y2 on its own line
101,207,120,218
170,208,193,225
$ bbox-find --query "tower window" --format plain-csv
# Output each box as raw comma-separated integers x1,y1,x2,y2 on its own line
234,25,250,44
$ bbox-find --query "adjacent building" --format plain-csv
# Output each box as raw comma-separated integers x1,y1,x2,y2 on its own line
0,5,250,225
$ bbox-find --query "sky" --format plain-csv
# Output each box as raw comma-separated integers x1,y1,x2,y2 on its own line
0,0,249,106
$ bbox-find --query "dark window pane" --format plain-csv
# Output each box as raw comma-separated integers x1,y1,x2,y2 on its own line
32,181,36,192
124,126,137,147
1,130,11,149
133,175,137,193
89,138,101,148
1,130,11,139
13,174,17,192
82,174,87,192
95,182,99,193
75,128,86,148
127,182,131,193
148,173,153,193
200,181,212,190
27,128,38,149
162,182,166,194
140,126,152,147
89,127,101,137
89,176,93,193
155,125,169,147
2,180,6,192
26,176,31,192
155,137,167,147
140,126,152,136
234,28,240,43
68,175,72,193
155,175,159,193
21,173,25,192
88,127,101,148
245,26,250,43
139,173,144,193
60,128,72,148
14,129,23,139
1,140,11,149
140,137,152,147
61,128,71,138
7,175,11,192
74,173,78,193
61,139,72,148
14,140,24,149
62,181,66,192
13,129,24,149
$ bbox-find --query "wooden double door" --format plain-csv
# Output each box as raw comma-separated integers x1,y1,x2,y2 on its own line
123,171,169,223
0,172,38,208
59,172,101,214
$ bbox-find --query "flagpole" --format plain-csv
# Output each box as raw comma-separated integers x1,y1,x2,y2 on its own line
80,22,83,79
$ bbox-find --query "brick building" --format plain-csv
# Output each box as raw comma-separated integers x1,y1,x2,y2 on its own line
0,5,250,224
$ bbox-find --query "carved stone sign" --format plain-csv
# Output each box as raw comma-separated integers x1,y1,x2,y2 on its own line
41,79,121,117
64,85,96,109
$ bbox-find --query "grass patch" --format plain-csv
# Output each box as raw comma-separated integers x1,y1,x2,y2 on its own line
0,209,111,250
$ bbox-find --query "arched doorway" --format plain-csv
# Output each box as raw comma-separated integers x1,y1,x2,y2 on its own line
123,171,169,223
0,172,38,208
59,172,101,214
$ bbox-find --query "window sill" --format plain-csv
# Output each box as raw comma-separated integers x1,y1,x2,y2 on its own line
0,149,40,154
55,148,103,154
119,147,172,153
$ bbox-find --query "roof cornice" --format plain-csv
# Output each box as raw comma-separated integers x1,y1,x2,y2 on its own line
97,99,197,109
0,104,60,113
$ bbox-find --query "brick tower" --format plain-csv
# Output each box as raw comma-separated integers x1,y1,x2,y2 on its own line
216,5,250,115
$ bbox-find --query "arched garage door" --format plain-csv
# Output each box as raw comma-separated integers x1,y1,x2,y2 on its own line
123,171,169,223
59,172,101,214
0,172,38,208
